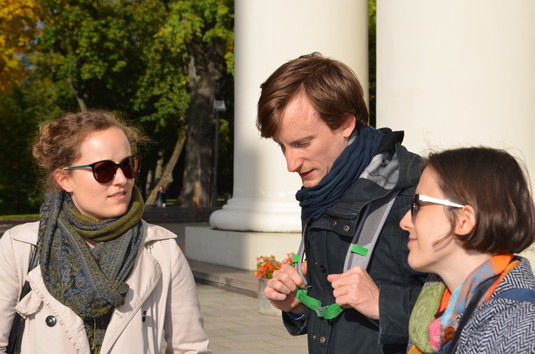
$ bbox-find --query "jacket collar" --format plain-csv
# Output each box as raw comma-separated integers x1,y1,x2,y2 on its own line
324,135,420,220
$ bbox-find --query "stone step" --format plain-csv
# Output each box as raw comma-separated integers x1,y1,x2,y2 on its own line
187,258,258,298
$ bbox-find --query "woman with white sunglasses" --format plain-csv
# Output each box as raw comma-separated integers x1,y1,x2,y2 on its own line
0,111,210,353
400,147,535,354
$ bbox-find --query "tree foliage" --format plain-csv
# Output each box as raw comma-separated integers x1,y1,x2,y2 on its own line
0,0,42,90
159,0,234,206
35,0,138,111
0,77,73,214
0,0,235,213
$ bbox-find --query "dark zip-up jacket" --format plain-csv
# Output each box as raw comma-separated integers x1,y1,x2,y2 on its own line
283,129,427,353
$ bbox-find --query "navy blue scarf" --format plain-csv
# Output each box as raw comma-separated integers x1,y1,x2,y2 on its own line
296,127,384,223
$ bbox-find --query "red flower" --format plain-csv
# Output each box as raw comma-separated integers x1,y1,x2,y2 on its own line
254,253,295,279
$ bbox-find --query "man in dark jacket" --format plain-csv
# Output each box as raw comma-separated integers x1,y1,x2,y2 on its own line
256,52,427,353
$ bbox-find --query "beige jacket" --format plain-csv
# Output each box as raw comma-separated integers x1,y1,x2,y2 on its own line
0,221,211,353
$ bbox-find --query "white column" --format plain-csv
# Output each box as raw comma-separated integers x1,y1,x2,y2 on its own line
187,0,369,270
210,0,369,233
377,0,535,266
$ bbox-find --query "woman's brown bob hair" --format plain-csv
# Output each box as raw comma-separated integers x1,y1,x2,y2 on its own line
32,110,147,192
257,52,369,138
425,146,535,254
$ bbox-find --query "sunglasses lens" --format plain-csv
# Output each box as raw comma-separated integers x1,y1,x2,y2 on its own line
93,161,118,183
91,156,140,183
411,195,419,221
121,156,140,179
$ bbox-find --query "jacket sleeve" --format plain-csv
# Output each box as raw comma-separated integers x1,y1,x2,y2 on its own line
282,311,308,336
377,284,422,344
163,239,211,353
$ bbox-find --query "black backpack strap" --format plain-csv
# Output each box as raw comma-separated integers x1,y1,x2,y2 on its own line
7,245,39,354
494,288,535,303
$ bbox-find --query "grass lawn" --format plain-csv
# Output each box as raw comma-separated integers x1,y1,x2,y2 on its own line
0,214,39,220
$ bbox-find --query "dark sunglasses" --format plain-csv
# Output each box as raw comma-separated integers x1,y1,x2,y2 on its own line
62,155,141,183
411,194,465,222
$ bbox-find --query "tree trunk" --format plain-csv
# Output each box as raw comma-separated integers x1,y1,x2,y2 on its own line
178,54,219,207
66,77,88,112
145,134,186,205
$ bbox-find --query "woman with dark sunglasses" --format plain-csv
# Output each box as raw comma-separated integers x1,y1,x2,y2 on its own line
400,147,535,354
0,111,211,353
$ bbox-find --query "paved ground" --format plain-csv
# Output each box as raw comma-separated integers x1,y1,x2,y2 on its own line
197,283,307,354
187,258,307,353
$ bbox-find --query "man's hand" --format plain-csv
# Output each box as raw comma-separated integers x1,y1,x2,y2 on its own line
327,266,380,320
264,262,307,314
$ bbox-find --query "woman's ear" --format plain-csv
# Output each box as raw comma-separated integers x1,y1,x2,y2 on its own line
454,204,476,236
53,169,73,193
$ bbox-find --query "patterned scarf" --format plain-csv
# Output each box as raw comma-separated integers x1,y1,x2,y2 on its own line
296,127,384,223
408,254,517,353
38,186,144,354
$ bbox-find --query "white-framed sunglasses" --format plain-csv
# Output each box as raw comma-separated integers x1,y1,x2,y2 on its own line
411,194,465,221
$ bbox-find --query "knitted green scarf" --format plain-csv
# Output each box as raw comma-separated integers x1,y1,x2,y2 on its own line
38,187,144,354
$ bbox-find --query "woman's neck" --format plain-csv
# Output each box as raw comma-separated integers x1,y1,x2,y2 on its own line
439,249,493,292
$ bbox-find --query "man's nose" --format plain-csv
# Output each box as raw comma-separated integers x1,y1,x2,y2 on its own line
284,149,301,172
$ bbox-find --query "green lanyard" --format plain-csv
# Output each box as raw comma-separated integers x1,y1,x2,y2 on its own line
295,288,344,320
291,254,344,320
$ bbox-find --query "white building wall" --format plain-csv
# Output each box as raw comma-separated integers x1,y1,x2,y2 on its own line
376,0,535,265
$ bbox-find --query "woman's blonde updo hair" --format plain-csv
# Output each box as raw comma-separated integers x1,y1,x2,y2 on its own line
32,110,147,192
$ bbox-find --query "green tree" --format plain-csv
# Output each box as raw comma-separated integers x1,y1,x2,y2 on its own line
0,0,235,213
35,0,137,112
143,0,234,207
33,0,234,207
126,0,192,204
0,77,73,214
0,0,42,90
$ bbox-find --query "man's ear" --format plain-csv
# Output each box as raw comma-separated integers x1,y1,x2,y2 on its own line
53,169,73,193
342,115,356,138
454,204,476,236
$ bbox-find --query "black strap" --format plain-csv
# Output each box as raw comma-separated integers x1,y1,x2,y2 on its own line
443,275,500,354
494,288,535,303
7,245,39,354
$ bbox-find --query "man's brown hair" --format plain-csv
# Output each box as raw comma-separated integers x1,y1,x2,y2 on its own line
257,52,369,138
